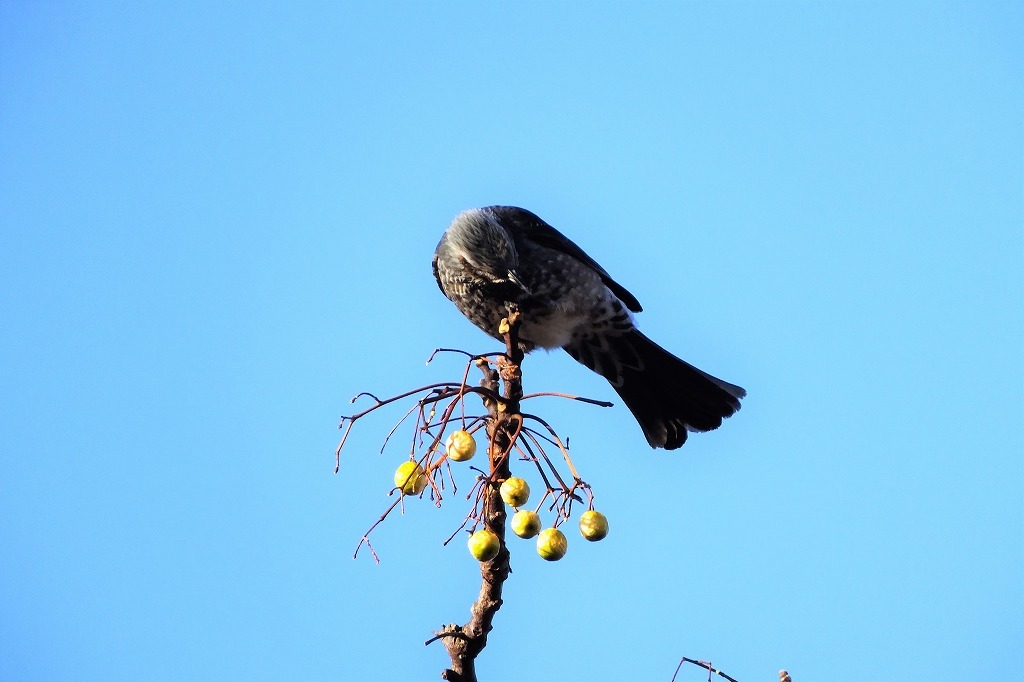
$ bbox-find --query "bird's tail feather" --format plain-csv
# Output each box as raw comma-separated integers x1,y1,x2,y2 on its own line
565,330,745,449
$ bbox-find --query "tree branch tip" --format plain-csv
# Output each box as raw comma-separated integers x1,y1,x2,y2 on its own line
350,391,381,405
424,627,468,647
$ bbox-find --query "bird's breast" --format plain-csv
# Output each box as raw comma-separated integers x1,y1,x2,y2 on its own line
518,307,589,350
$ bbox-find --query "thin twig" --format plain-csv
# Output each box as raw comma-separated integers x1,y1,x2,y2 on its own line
521,412,581,480
521,391,614,407
671,658,740,682
353,495,404,563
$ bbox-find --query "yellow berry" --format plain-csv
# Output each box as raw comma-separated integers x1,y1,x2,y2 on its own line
468,529,500,561
511,510,541,539
446,429,477,462
579,510,609,541
499,477,530,507
393,461,426,496
537,527,568,561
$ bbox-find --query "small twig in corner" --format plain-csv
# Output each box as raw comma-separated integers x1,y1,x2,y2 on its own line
671,657,741,682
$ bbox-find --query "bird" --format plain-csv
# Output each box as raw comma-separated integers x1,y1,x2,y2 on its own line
432,205,745,449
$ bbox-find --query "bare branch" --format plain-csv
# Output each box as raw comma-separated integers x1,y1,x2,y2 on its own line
671,657,742,682
521,391,614,407
353,495,404,563
435,308,525,681
521,412,581,480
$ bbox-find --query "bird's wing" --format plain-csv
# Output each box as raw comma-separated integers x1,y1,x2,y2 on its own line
492,206,644,313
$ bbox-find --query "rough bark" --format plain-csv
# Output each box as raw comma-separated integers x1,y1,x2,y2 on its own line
437,313,524,681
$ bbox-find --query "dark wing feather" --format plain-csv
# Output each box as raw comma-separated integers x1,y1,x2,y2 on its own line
487,206,643,313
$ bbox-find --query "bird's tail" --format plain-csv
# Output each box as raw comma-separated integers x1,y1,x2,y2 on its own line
564,329,745,449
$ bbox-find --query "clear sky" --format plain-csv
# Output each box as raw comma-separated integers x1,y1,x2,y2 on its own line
1,2,1021,681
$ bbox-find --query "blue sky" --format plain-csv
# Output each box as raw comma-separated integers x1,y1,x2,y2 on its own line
1,2,1021,680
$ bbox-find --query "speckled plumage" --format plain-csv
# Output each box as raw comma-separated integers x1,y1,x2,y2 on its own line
432,206,745,449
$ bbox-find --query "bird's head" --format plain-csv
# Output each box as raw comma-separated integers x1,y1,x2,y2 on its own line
443,207,527,290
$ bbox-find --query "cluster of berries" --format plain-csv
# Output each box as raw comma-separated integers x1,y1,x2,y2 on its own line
392,430,608,563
